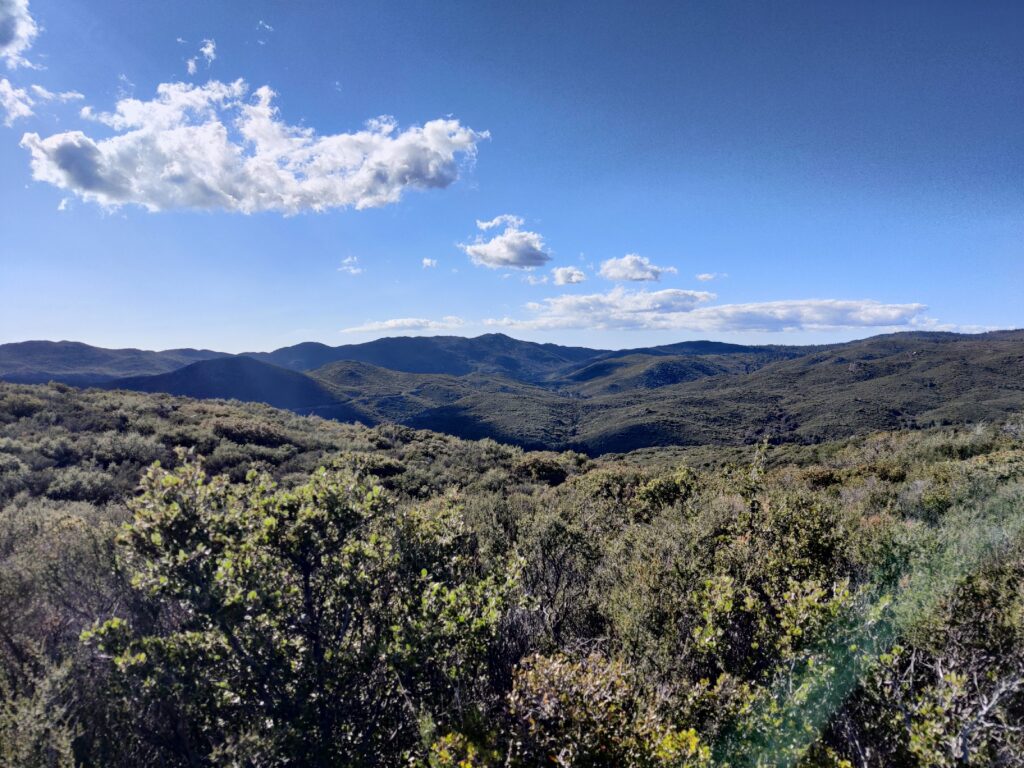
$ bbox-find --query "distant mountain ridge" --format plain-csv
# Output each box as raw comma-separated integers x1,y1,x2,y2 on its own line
1,333,786,385
3,331,1022,454
0,340,227,385
244,333,605,381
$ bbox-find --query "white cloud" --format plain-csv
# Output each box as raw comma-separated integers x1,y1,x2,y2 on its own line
460,214,552,269
673,299,929,333
487,286,714,330
185,39,215,76
337,256,362,275
476,213,523,231
199,39,216,64
257,20,274,32
30,84,83,102
552,265,586,285
906,316,997,334
115,73,134,98
486,289,927,333
20,79,487,213
0,76,31,124
0,0,38,69
695,272,727,282
524,274,548,285
422,258,437,268
342,316,464,333
599,253,677,282
2,79,86,126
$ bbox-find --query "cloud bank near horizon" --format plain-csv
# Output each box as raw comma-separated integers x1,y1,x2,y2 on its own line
341,316,466,334
483,289,929,333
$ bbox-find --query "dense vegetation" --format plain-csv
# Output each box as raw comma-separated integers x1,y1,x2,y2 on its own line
1,381,1023,766
4,331,1023,454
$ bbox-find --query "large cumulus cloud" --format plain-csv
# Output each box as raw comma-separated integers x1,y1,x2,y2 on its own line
20,79,487,213
0,0,37,69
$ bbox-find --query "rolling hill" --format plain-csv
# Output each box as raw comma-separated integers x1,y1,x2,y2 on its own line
108,356,366,422
0,340,227,385
246,333,605,381
568,330,1024,452
5,330,1023,454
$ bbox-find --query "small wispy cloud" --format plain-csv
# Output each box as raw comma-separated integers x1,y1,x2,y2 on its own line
199,39,216,64
185,38,216,76
337,256,363,275
30,84,84,102
422,258,437,268
695,272,727,282
115,73,134,99
476,213,522,231
599,253,677,282
257,20,274,32
0,77,33,124
2,77,87,126
552,266,586,285
342,316,465,333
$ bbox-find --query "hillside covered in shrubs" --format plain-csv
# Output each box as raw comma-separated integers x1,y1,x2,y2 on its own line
1,382,1023,766
4,331,1024,454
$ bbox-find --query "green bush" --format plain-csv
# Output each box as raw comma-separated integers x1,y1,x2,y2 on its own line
0,382,1021,766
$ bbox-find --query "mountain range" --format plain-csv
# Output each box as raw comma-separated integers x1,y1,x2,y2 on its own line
2,331,1022,454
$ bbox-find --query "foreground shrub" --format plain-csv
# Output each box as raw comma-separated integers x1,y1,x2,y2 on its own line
84,453,521,766
506,653,711,767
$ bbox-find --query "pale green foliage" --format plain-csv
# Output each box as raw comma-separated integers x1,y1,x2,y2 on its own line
84,452,521,766
506,653,711,767
0,662,76,768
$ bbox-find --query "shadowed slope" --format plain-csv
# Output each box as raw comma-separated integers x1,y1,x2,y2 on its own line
107,356,367,422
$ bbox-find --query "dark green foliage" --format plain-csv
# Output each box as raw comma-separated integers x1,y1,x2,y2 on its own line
1,383,1023,765
94,330,1024,454
109,356,362,419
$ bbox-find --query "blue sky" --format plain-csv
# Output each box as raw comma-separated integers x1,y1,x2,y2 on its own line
1,0,1021,352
